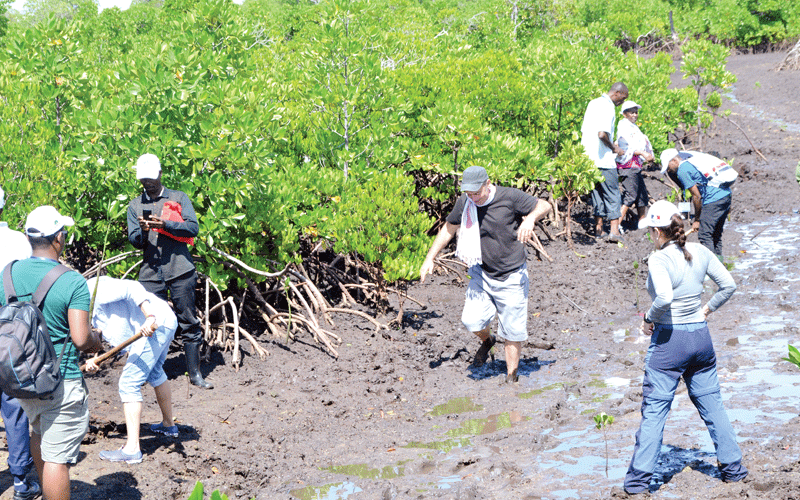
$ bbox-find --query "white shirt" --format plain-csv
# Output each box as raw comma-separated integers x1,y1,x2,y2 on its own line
86,276,176,352
0,221,33,273
580,94,617,170
615,118,652,166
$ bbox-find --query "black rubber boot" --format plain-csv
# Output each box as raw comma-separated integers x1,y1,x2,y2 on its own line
185,342,213,389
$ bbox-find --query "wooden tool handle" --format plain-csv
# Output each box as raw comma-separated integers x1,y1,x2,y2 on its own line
80,331,145,372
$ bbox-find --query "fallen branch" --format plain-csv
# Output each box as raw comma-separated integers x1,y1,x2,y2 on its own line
219,323,269,359
326,307,387,330
709,111,767,162
559,291,588,314
81,250,141,278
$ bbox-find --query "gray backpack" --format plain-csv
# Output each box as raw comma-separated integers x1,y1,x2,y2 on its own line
0,262,70,399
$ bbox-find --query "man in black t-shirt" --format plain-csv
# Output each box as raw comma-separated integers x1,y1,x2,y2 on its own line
420,166,551,383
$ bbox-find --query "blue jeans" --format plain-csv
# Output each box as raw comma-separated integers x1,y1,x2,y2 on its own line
1,391,33,486
624,323,747,493
590,168,622,220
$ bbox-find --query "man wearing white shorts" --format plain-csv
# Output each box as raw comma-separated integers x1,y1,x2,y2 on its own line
420,166,551,383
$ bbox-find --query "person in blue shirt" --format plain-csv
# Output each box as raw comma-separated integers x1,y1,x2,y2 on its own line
660,149,733,258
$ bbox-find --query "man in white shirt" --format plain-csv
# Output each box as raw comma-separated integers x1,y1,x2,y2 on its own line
581,82,629,242
0,186,42,500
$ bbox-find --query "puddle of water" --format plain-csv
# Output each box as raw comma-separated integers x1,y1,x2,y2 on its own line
724,87,800,133
518,382,563,399
747,315,786,333
605,377,631,388
427,397,483,416
437,474,462,489
403,437,471,453
444,411,527,438
405,411,528,453
323,462,408,480
290,481,362,500
735,216,800,280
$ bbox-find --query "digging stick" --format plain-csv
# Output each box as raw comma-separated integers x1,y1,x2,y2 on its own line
79,331,145,372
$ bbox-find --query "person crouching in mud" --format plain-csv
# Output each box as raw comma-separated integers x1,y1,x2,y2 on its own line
419,166,551,384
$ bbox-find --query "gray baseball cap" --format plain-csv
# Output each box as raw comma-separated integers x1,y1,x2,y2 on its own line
460,166,488,192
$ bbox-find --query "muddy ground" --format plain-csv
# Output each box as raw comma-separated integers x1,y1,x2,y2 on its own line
1,51,798,500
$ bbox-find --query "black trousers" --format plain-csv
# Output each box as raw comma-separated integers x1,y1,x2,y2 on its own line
698,195,731,257
141,270,202,344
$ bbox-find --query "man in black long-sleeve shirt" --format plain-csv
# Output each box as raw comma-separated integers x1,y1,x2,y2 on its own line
127,154,212,389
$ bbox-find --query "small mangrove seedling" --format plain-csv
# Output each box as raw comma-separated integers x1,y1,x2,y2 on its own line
594,412,615,478
187,481,230,500
783,344,800,371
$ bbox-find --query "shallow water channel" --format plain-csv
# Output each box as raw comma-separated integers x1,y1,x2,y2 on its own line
290,216,800,499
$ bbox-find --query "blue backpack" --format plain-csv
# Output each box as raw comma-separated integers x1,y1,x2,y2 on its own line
0,262,70,399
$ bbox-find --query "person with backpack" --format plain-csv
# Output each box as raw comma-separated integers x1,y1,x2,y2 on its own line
660,149,737,259
126,154,212,389
0,205,102,500
0,187,41,500
84,276,178,464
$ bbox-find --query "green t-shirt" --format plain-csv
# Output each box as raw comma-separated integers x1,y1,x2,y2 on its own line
1,258,91,379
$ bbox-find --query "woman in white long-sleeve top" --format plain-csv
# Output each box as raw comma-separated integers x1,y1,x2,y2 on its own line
615,101,654,228
623,201,747,495
85,277,179,464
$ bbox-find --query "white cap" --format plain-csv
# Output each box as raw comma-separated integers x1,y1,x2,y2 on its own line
135,153,161,180
660,148,679,174
0,185,5,209
639,200,681,229
620,100,641,114
25,205,75,237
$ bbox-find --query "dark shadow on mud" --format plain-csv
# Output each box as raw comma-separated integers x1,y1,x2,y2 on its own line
648,445,721,493
429,347,469,369
71,471,142,500
398,310,443,330
467,357,556,380
163,344,226,379
0,467,14,498
88,419,196,459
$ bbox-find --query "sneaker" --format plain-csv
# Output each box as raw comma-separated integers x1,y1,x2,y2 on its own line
607,233,626,245
150,422,179,437
13,480,41,500
99,448,143,464
472,335,496,367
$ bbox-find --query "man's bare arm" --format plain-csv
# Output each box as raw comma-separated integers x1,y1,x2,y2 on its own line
68,309,102,352
517,199,552,242
420,222,459,283
598,131,624,156
688,185,703,230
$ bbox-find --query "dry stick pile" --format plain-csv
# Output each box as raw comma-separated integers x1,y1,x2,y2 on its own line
208,246,393,368
776,39,800,71
81,244,401,372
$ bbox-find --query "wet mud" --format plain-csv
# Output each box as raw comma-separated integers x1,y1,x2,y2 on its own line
0,52,798,500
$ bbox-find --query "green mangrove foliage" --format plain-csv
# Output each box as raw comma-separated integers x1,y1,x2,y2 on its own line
0,0,698,289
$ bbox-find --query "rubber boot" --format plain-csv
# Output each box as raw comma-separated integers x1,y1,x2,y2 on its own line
185,342,213,389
